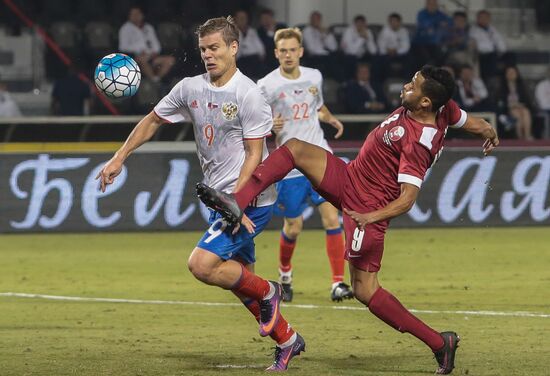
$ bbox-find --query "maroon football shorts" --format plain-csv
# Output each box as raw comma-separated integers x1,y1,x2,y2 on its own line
316,151,388,272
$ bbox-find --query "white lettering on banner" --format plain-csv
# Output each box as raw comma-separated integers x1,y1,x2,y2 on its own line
9,154,89,229
134,160,196,226
438,157,497,223
408,168,433,222
82,163,128,227
501,156,550,222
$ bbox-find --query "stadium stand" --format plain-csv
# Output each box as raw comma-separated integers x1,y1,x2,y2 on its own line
1,0,550,140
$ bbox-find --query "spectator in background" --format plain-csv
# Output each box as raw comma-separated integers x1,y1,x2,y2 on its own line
302,11,338,57
118,6,175,82
377,12,411,80
441,64,461,103
51,67,91,116
234,10,265,79
302,11,338,79
456,65,491,112
535,66,550,114
257,8,287,73
343,63,386,114
497,66,534,140
469,10,507,80
412,0,451,67
0,79,22,117
341,15,377,61
445,11,475,67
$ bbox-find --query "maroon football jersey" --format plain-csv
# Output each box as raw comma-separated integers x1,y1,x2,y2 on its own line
347,99,466,206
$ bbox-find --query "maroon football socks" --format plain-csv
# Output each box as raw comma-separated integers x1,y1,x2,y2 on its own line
368,287,444,351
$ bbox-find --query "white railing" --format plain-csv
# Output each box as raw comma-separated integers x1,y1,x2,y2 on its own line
0,113,497,142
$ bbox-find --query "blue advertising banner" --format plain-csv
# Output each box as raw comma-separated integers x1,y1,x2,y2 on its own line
1,149,549,233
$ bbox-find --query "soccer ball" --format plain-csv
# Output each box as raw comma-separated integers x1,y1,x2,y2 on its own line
94,53,141,98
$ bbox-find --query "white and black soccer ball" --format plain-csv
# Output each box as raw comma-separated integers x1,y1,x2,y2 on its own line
94,53,141,98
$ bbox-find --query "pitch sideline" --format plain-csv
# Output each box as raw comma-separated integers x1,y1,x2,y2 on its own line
1,292,549,318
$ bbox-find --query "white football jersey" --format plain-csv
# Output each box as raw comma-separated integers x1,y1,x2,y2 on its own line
257,66,331,178
154,69,276,207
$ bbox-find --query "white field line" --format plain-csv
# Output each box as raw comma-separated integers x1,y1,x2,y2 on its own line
1,292,549,318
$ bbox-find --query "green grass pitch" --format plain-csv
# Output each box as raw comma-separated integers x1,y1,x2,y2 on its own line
1,228,549,376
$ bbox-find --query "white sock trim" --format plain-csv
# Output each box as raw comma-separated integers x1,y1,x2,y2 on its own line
278,332,297,349
264,282,275,300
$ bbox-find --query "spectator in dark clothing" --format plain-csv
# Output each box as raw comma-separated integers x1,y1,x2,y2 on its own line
257,8,287,73
413,0,451,67
343,63,386,114
51,68,91,116
456,64,491,111
445,11,475,67
497,66,534,140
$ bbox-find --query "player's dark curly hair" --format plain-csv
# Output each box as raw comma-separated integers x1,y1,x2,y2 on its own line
420,65,456,111
195,16,239,47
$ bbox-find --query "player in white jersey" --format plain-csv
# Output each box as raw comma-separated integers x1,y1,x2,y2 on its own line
96,17,304,371
256,28,353,303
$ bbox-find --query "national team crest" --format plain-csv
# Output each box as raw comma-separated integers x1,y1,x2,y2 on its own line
308,86,319,96
221,102,238,121
389,126,405,141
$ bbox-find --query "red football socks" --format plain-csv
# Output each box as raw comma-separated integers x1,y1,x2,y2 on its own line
234,145,296,209
279,232,296,273
242,298,295,345
231,265,270,301
368,288,444,351
325,228,345,283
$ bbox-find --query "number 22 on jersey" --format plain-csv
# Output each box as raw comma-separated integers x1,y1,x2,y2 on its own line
292,103,309,120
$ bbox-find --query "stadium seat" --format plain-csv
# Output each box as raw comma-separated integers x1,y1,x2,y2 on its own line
135,78,162,113
49,21,80,49
329,23,348,44
47,22,82,79
83,22,115,72
322,78,341,107
77,1,108,23
84,22,114,51
157,22,185,54
383,77,406,108
369,24,383,39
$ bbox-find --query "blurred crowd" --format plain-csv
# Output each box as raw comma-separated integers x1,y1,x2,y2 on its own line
1,0,550,140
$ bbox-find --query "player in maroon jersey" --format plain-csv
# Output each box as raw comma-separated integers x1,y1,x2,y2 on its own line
197,65,498,374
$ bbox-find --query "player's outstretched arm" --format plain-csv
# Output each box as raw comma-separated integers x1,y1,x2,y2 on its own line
461,114,499,156
96,111,164,192
344,183,419,229
318,105,344,138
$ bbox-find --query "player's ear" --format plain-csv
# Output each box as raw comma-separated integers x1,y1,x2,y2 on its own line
230,40,239,57
274,48,279,59
298,46,304,58
420,96,432,111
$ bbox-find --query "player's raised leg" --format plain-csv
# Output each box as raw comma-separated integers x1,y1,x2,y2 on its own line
197,138,330,222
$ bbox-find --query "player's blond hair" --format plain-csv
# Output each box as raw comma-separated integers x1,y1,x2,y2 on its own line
195,16,239,47
274,28,303,46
